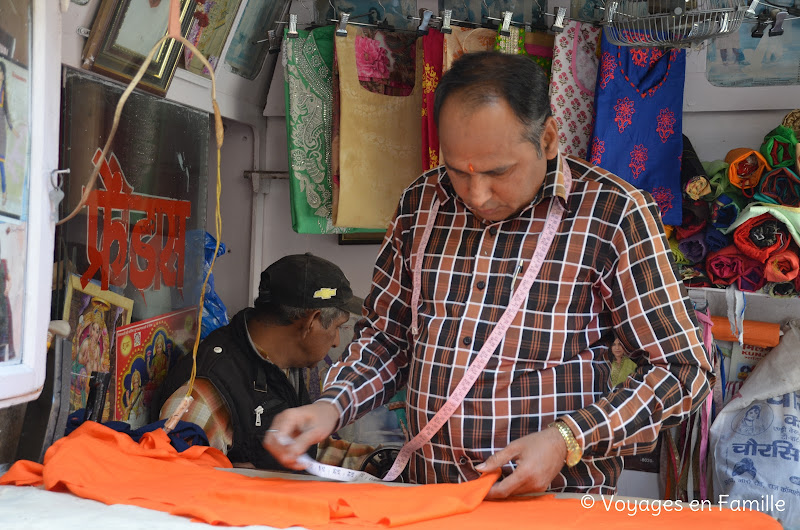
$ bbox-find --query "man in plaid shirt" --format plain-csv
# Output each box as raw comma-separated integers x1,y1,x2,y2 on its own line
265,52,712,498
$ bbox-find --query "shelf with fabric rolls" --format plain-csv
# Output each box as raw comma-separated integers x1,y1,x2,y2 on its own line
670,111,800,300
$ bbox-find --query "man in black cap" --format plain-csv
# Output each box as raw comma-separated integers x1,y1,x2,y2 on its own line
151,253,361,469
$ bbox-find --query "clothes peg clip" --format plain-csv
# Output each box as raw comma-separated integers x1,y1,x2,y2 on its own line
551,6,567,32
418,9,434,35
268,30,280,53
604,1,618,23
287,13,299,39
441,9,453,33
769,9,788,37
336,12,350,37
499,11,513,36
751,11,770,38
745,0,759,17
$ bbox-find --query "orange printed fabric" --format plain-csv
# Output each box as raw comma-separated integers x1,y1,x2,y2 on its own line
0,422,781,529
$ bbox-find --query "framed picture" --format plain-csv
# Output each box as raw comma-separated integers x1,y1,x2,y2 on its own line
183,0,243,78
114,307,197,428
81,0,197,97
62,274,134,421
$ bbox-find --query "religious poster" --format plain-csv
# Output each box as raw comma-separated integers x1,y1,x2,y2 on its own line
114,306,198,428
0,0,29,368
62,274,134,420
0,223,24,363
0,57,28,221
184,0,243,78
56,68,208,326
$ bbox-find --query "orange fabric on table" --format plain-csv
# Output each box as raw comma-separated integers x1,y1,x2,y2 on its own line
0,421,497,527
710,315,781,348
0,421,781,529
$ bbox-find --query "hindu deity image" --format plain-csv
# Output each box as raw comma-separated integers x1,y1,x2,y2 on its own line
70,297,111,412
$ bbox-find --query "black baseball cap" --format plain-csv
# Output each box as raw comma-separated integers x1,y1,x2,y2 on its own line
255,253,364,315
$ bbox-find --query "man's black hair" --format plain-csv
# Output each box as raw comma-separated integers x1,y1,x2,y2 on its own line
433,51,552,156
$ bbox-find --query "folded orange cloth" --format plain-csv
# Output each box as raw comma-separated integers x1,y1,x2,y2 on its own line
710,315,781,348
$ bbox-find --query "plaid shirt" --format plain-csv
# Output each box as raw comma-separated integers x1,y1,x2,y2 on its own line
320,153,712,493
160,378,234,455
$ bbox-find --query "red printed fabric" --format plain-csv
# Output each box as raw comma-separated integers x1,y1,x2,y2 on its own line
421,29,444,171
548,20,600,161
733,212,791,263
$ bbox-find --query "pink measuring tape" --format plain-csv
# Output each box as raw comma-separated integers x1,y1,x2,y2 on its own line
383,171,571,482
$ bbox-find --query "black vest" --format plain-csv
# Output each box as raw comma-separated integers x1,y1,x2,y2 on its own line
151,309,315,469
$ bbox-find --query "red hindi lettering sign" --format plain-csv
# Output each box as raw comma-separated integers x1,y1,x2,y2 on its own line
81,149,192,296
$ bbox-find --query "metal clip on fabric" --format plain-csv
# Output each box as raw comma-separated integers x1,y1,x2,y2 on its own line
499,11,513,36
751,11,771,37
769,9,788,36
336,12,350,37
441,9,453,33
551,7,567,32
287,13,299,39
418,9,434,35
267,29,280,52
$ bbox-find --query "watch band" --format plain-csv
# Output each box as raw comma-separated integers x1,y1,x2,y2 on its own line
550,420,582,467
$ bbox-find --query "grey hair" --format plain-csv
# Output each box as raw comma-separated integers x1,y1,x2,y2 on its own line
255,303,347,328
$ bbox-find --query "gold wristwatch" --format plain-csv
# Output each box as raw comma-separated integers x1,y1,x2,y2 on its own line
550,421,582,467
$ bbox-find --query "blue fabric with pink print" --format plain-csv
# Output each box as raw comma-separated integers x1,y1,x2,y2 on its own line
589,32,686,227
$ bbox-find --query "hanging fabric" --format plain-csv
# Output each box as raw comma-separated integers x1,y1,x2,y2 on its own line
548,21,600,162
284,26,348,234
590,31,685,226
335,30,423,229
494,26,525,55
442,27,496,72
421,29,444,172
524,30,555,81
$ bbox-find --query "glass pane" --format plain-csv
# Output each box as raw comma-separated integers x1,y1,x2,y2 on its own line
706,16,800,87
0,0,31,366
56,68,209,419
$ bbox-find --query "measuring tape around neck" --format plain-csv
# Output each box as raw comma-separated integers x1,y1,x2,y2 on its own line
383,169,572,482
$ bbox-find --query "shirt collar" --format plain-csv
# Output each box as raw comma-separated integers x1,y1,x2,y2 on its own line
434,151,572,218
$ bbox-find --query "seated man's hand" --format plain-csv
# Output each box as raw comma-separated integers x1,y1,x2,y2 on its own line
263,401,339,470
475,425,568,499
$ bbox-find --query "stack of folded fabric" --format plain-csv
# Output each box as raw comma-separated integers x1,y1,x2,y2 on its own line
668,115,800,298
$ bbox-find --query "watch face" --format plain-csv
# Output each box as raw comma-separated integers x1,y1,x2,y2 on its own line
566,451,581,467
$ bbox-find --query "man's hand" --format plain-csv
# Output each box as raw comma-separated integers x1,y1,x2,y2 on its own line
262,401,339,470
475,425,568,499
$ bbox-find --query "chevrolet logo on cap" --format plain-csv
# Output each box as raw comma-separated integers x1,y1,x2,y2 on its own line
313,288,337,300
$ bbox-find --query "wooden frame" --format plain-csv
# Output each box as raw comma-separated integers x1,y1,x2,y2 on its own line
337,232,385,245
81,0,196,97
